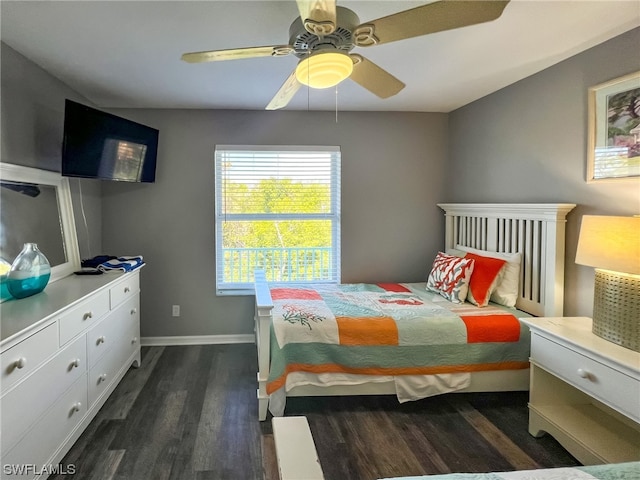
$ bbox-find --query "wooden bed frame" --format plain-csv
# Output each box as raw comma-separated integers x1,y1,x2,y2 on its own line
254,203,576,420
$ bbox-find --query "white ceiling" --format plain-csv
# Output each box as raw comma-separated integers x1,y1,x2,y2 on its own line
2,1,639,112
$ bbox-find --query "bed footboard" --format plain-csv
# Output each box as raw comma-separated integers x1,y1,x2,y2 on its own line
254,270,274,421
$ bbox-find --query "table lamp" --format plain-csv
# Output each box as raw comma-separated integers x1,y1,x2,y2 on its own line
575,215,640,352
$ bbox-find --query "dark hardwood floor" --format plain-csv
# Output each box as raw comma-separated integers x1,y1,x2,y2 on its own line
52,345,579,480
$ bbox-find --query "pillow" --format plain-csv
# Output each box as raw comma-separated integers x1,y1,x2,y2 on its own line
426,252,475,303
463,252,507,307
445,248,466,258
455,245,522,307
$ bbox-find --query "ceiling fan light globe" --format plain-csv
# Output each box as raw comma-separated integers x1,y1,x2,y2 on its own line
295,52,353,89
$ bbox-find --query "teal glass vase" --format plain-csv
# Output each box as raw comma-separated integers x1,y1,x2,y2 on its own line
7,243,51,299
0,257,12,302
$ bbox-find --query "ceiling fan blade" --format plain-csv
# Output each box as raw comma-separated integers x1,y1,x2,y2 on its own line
353,0,510,47
266,70,302,110
296,0,337,36
181,45,294,63
349,55,405,99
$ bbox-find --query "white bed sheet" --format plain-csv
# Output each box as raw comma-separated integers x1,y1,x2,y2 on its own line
268,372,471,417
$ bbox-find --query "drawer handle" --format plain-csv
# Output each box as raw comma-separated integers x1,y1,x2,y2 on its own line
71,358,81,369
98,373,107,383
14,357,27,369
577,368,591,379
72,402,82,413
97,336,106,345
130,308,137,315
132,336,139,344
83,311,93,320
124,286,131,293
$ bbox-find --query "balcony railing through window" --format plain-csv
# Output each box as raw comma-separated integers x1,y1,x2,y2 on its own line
222,247,333,284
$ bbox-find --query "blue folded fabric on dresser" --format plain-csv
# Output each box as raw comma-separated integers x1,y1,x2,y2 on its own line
82,255,117,268
97,256,144,273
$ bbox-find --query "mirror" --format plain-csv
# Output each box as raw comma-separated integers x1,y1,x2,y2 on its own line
0,163,80,282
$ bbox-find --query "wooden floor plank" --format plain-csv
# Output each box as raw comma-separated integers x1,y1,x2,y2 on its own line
261,434,279,480
54,345,579,480
99,346,165,421
403,422,452,474
450,396,539,471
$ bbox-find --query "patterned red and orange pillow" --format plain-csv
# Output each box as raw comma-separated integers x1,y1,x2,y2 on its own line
426,252,475,303
427,250,508,307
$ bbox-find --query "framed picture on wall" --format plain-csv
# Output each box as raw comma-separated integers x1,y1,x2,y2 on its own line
587,71,640,182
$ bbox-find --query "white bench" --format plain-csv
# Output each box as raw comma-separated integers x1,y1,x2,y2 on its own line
272,416,325,480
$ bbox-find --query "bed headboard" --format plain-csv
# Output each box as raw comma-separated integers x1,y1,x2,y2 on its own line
437,203,576,317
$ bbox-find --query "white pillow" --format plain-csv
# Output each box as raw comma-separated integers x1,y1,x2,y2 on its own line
455,245,522,308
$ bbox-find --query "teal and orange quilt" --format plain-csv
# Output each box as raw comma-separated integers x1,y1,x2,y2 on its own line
267,282,530,395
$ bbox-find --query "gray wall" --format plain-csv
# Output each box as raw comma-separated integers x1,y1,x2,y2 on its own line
447,27,640,317
101,109,448,337
1,43,102,260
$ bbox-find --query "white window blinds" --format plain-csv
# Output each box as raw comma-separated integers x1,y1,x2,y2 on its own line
214,145,341,293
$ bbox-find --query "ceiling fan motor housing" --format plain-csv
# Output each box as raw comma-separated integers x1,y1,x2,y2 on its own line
289,6,360,58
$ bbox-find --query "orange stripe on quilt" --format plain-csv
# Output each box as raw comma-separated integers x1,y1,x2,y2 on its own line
270,288,322,300
460,314,521,343
377,283,411,292
336,316,399,346
266,361,529,394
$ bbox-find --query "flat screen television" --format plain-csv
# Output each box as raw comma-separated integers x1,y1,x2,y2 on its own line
61,99,159,183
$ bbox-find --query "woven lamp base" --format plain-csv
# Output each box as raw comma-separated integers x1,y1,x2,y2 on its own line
592,269,640,352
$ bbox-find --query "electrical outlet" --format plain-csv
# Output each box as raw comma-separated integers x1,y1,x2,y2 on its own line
172,305,180,317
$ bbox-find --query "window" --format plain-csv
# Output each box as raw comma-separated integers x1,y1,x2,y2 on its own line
215,145,341,294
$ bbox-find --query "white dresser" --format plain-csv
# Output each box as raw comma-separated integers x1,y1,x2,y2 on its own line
0,271,141,479
521,317,640,465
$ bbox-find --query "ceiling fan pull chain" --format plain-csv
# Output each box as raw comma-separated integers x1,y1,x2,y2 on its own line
335,85,338,123
307,51,311,112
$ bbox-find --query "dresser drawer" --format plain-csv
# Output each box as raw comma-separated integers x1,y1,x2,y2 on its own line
87,296,139,367
2,375,86,478
110,273,139,309
88,323,139,407
59,290,110,346
1,335,86,453
531,332,640,422
1,323,57,393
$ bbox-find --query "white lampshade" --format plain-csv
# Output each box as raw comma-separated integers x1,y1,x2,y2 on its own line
295,51,353,89
575,215,640,275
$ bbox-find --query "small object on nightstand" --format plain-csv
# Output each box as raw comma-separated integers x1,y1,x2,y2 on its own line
575,215,640,352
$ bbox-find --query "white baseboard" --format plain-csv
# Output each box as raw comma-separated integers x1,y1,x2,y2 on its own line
141,334,254,346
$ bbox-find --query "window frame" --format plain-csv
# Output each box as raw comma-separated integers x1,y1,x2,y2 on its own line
214,145,341,295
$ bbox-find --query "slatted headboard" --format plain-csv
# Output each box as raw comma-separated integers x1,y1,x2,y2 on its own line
437,203,576,317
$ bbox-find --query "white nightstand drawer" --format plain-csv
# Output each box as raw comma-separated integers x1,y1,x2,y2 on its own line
531,332,640,423
0,322,57,393
59,290,110,345
110,273,139,310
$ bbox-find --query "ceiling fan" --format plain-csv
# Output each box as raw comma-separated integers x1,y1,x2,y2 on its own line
181,0,510,110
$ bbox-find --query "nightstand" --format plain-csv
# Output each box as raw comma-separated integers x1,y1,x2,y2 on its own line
520,317,640,465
